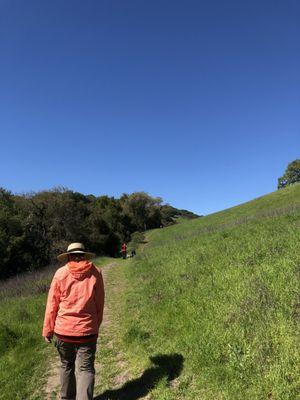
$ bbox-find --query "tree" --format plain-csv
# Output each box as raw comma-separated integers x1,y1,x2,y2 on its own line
121,192,163,231
15,194,51,271
0,188,26,278
278,159,300,189
0,187,198,279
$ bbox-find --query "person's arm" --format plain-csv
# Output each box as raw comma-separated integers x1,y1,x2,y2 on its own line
42,275,61,340
95,270,105,329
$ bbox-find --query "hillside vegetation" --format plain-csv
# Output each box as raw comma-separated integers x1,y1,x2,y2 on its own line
0,185,299,399
117,184,300,399
0,187,198,279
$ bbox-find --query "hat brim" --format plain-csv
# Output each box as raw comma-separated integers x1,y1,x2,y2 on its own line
57,250,96,263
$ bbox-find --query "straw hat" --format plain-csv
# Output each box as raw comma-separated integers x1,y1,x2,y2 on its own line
57,243,95,263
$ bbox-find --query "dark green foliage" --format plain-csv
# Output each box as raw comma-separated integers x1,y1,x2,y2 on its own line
0,188,27,278
278,159,300,188
130,231,145,244
0,188,196,279
121,192,163,231
160,204,199,226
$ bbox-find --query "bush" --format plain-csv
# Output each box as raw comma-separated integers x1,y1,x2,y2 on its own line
278,159,300,189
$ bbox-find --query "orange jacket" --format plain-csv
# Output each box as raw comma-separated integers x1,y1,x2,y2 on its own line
42,261,105,338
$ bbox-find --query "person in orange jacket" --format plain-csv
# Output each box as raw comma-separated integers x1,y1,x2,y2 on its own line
42,242,105,400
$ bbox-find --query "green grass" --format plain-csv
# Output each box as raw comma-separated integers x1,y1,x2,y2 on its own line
93,256,116,268
1,184,300,399
117,184,300,399
93,258,131,396
0,295,50,400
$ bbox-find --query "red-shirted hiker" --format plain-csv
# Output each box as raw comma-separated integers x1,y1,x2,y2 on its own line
121,242,127,259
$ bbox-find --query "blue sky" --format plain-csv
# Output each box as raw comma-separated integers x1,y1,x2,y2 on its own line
1,0,299,215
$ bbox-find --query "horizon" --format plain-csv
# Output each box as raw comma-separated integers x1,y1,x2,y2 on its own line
3,182,286,217
1,0,299,215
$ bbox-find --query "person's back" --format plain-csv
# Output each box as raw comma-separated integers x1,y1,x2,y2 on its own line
42,243,105,400
43,261,104,338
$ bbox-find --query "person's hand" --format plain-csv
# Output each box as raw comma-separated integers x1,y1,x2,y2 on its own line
44,334,53,343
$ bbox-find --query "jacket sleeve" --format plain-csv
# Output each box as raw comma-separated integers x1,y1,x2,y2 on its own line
42,275,61,337
95,270,105,330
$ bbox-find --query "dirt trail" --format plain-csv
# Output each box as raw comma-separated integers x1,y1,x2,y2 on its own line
44,261,120,400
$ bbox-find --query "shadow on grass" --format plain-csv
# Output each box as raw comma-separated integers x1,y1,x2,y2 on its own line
94,353,184,400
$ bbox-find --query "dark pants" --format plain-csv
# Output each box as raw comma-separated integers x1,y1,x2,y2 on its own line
55,338,97,400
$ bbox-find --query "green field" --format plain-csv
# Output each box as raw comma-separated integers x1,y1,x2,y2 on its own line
116,184,300,399
0,185,299,399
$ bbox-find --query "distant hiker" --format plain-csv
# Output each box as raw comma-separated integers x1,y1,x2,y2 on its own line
131,249,136,257
42,243,105,400
121,242,127,259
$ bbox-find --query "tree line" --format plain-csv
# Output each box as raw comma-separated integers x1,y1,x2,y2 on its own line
0,187,198,280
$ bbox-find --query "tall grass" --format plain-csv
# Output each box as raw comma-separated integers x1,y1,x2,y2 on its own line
0,264,58,301
0,295,52,399
0,262,59,399
119,185,300,399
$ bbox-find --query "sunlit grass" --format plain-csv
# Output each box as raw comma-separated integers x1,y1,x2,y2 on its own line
0,295,50,400
1,184,300,399
119,184,300,399
93,256,116,268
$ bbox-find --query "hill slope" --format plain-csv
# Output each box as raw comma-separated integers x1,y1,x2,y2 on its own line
119,184,300,399
0,185,299,399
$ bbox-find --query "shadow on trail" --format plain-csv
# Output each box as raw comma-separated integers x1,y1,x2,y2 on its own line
94,353,184,400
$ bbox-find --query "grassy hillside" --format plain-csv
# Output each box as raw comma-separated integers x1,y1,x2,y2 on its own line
0,185,299,399
117,184,300,399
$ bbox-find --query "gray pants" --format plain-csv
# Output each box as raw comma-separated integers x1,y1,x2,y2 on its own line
55,338,97,400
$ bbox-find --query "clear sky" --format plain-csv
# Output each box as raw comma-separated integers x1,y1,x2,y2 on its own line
1,0,299,215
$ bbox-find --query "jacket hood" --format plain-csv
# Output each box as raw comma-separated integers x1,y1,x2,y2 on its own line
67,260,93,278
